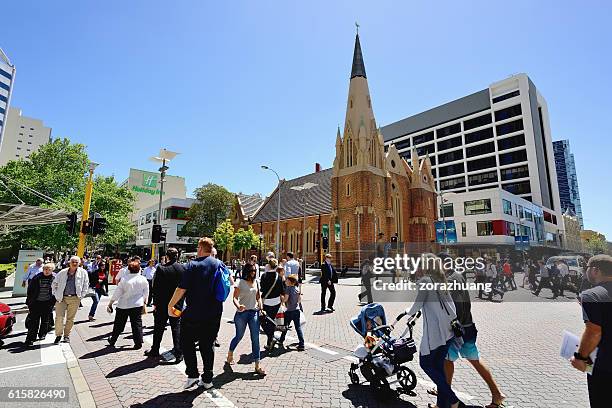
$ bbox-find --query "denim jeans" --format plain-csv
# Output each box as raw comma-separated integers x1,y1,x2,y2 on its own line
88,289,101,317
229,310,260,362
420,339,460,408
279,309,304,347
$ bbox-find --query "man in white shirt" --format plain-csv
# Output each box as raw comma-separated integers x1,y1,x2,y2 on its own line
285,252,300,277
107,259,149,349
51,256,89,344
557,260,570,296
22,258,44,287
142,259,156,306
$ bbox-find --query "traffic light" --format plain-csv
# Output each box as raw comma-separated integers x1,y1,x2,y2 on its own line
391,234,398,243
65,212,78,235
81,219,92,234
322,235,329,250
152,224,162,243
160,230,167,242
91,213,107,236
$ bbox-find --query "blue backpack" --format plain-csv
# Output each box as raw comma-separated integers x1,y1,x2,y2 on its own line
213,260,231,302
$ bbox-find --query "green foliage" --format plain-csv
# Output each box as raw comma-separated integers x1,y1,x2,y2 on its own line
184,183,233,237
0,138,136,252
213,219,234,260
233,225,259,254
584,235,609,255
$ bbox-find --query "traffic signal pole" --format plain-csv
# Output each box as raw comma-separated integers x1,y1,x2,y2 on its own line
152,158,167,261
77,165,96,258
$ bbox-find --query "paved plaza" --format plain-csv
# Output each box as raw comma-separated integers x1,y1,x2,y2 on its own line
1,273,591,408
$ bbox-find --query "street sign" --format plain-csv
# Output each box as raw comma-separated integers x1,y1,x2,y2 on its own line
514,235,530,251
13,249,44,297
435,220,457,243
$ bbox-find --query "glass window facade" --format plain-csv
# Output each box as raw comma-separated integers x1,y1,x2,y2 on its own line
494,104,522,121
497,134,525,151
394,138,411,150
439,163,465,177
499,149,527,165
466,142,495,158
440,176,466,190
440,203,454,217
468,171,498,186
502,181,532,195
463,113,492,131
465,127,493,144
492,90,520,103
502,199,512,215
464,199,492,215
500,165,529,181
436,123,461,138
496,119,524,136
477,221,494,236
467,156,496,172
413,131,434,145
438,149,463,164
437,135,462,151
0,68,12,80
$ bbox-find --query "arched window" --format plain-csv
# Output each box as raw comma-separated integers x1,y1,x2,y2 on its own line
346,183,351,197
346,221,350,238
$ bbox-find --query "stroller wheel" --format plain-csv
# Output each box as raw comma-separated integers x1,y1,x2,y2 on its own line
396,367,417,393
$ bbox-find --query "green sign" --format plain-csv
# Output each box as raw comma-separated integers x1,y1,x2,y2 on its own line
322,224,329,238
142,173,158,188
335,223,341,242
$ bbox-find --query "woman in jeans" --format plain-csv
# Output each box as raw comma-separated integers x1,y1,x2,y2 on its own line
259,258,285,349
87,260,107,321
226,263,265,375
405,257,466,408
106,260,149,349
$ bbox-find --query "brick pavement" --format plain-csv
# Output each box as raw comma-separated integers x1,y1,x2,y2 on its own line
67,275,590,408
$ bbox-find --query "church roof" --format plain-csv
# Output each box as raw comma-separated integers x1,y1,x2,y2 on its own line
237,193,264,219
252,169,332,223
350,34,367,79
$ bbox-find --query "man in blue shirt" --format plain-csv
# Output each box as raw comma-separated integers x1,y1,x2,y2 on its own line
167,237,222,390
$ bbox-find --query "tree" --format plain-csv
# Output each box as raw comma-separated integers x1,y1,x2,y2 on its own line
184,183,233,237
213,219,234,262
233,226,259,259
583,235,608,255
0,138,135,253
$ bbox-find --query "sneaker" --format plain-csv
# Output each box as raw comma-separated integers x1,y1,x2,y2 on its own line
328,307,335,312
106,337,116,348
214,340,220,348
88,316,96,322
297,345,305,351
198,380,213,390
134,344,142,350
62,336,70,343
24,340,34,347
54,336,62,344
38,334,46,340
184,378,199,390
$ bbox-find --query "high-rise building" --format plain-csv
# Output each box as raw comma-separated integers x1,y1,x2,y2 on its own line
0,107,52,166
381,74,563,236
553,140,583,228
0,48,16,152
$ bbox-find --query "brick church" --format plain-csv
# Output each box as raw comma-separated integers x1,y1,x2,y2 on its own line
233,33,438,267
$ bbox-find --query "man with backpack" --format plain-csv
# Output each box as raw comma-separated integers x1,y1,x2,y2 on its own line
167,237,227,390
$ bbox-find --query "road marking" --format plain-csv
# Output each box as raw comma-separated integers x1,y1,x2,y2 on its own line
0,332,67,374
142,333,237,408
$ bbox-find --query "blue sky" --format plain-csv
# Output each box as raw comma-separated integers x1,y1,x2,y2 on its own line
1,1,611,237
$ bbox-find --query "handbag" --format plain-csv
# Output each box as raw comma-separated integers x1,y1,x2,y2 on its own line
275,304,286,326
299,309,307,327
84,288,97,299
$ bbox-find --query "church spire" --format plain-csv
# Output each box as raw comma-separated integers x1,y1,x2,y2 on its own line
350,32,367,79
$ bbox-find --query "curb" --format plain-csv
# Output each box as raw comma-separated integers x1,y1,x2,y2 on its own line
62,337,96,408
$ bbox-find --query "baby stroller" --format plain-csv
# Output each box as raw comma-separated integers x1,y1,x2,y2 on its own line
348,303,420,397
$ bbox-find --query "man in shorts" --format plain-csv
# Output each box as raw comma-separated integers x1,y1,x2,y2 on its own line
429,253,506,408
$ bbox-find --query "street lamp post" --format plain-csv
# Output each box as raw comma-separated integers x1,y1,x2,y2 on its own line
436,190,452,252
150,148,179,261
77,161,99,258
262,165,281,256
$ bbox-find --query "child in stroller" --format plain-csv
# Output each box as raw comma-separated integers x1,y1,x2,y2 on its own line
348,303,421,397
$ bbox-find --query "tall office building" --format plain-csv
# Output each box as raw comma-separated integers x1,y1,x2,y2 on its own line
381,74,563,232
553,140,583,228
0,48,16,153
0,107,52,166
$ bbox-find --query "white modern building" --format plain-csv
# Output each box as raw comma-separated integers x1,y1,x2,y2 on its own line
0,107,52,165
437,188,545,244
0,48,16,152
135,197,198,249
382,74,563,238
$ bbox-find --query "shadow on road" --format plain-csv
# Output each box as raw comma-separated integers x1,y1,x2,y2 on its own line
341,384,418,407
106,357,159,378
131,387,206,408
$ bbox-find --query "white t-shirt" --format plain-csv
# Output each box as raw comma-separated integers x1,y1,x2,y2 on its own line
111,272,149,309
558,263,570,277
142,266,156,280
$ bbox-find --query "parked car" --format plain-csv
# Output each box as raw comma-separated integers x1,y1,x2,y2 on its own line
545,255,586,277
0,302,16,348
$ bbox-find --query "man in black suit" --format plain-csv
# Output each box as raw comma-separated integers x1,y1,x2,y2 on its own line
145,247,184,362
320,254,338,313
